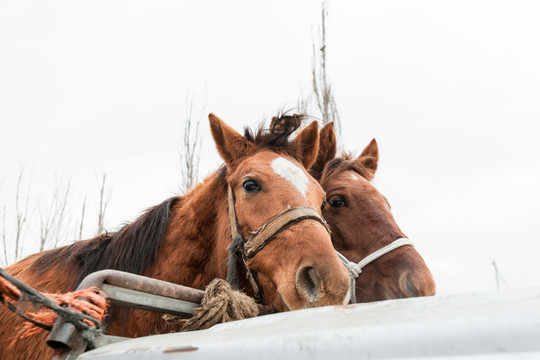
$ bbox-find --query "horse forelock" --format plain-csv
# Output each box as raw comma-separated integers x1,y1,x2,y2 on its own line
30,196,181,289
244,126,291,151
321,154,373,183
242,113,310,156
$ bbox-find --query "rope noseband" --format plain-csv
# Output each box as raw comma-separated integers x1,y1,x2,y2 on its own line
226,186,329,304
336,238,414,303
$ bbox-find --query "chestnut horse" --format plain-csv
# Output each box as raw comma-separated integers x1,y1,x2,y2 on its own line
310,123,436,303
0,114,350,359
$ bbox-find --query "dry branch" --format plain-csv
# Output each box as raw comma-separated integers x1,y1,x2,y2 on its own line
311,0,342,140
179,92,204,194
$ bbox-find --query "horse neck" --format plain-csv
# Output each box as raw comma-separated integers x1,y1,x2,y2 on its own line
146,170,230,290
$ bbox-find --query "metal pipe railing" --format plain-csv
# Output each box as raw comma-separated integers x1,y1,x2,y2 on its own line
47,270,204,354
47,270,276,358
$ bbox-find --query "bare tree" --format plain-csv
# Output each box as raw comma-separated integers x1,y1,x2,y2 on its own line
97,173,110,234
14,166,32,262
77,196,87,239
37,178,71,252
179,92,204,194
311,0,342,140
0,168,110,266
297,88,312,115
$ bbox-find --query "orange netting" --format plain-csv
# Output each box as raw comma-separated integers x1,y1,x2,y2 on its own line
0,275,109,342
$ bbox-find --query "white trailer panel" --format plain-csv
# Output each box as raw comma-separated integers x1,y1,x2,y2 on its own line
79,287,540,359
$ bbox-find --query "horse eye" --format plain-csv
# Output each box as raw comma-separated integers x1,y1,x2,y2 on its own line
328,196,347,207
321,201,327,211
242,179,261,193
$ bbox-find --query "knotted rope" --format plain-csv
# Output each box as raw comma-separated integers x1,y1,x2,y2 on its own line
337,238,414,303
164,278,259,331
0,268,108,347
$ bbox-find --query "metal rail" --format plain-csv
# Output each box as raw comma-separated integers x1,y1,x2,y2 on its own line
48,270,205,358
47,270,276,359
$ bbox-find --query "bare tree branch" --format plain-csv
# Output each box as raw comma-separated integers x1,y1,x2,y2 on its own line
14,166,32,261
97,173,111,234
0,169,100,266
53,182,70,248
37,178,72,252
297,88,312,115
78,196,86,240
179,91,205,194
37,193,54,252
311,0,342,140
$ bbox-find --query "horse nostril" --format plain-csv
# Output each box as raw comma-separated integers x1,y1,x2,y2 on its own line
401,272,420,297
296,265,321,302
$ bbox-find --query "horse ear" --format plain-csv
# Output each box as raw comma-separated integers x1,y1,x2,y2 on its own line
209,113,252,165
310,122,336,180
292,121,320,169
356,138,379,180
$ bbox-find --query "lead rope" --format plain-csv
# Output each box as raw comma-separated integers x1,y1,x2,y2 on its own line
226,186,266,303
226,186,246,291
0,268,107,347
336,238,414,303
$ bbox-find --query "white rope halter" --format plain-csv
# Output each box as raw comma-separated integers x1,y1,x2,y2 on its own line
336,237,414,303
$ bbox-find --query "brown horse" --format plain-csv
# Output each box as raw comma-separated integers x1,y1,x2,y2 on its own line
0,114,350,359
310,123,436,303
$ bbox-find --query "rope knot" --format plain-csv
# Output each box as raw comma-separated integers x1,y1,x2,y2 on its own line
164,278,259,332
345,262,362,279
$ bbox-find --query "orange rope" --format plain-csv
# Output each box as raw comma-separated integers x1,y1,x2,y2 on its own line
0,275,21,300
0,274,108,342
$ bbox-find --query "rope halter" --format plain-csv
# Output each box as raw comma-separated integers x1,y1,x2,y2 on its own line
336,237,414,303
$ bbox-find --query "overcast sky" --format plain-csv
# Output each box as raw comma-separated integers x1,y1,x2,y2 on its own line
1,0,539,296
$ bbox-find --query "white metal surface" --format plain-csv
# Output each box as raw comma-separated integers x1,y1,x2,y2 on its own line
78,287,540,359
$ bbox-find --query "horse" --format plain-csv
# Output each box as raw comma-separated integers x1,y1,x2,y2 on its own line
310,122,436,303
0,114,350,359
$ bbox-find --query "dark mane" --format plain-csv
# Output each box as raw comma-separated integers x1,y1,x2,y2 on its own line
244,113,308,151
31,196,181,289
323,153,373,181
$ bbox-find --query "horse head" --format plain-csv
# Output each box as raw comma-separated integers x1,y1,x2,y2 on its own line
311,122,436,302
209,114,350,310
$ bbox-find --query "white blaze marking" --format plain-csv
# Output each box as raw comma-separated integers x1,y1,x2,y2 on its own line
271,157,309,197
350,173,359,181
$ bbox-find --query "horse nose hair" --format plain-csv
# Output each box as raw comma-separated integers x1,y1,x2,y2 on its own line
295,265,321,303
